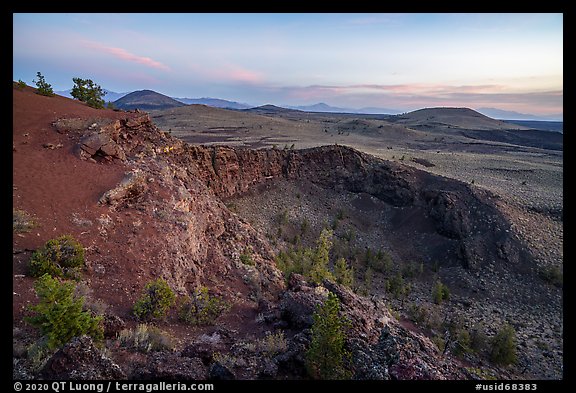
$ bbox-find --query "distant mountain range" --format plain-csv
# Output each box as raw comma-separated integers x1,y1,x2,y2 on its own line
286,102,402,115
55,88,562,121
173,97,251,110
477,107,563,122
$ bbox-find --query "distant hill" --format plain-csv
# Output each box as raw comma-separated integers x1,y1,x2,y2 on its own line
173,97,251,110
477,107,563,122
113,90,186,111
288,102,351,113
392,107,529,131
56,89,128,103
502,120,563,134
287,102,401,115
245,104,301,114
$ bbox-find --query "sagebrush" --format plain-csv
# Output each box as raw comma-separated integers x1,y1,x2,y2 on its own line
178,287,230,326
29,235,85,279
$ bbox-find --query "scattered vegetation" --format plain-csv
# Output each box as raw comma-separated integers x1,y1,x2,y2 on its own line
431,334,445,353
334,257,354,288
469,325,489,354
366,248,393,273
16,79,27,89
432,280,450,304
277,209,289,225
538,265,563,287
239,247,255,266
306,292,352,379
133,279,176,321
465,367,498,380
13,208,36,233
385,271,411,299
26,274,103,350
275,228,335,284
74,282,108,315
118,324,175,352
33,72,54,96
29,235,85,279
70,77,107,109
401,261,424,278
256,331,288,357
490,323,517,366
361,267,373,295
178,286,230,326
331,209,346,230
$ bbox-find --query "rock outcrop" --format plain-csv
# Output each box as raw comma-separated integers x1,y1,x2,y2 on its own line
41,336,126,380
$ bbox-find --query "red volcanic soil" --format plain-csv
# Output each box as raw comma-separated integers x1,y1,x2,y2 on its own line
12,86,141,323
12,85,264,346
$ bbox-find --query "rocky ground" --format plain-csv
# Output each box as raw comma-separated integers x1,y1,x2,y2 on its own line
12,84,562,380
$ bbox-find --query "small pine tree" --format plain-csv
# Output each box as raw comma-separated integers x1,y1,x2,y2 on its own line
490,323,517,366
308,228,335,284
33,72,54,96
432,280,450,304
306,292,352,379
363,266,373,293
26,274,103,350
71,77,107,109
334,257,354,288
133,278,176,321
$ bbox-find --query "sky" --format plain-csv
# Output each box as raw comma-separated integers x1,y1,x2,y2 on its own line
13,13,563,117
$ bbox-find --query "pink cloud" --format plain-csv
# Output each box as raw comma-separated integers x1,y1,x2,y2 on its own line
82,41,170,71
227,67,263,83
184,62,263,84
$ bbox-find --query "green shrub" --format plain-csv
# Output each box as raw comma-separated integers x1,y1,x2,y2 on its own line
133,279,176,321
363,267,373,294
538,265,563,287
29,235,85,279
402,261,423,278
70,77,107,109
240,248,255,266
25,274,103,350
369,249,393,273
275,228,334,284
432,280,450,304
452,329,472,357
306,292,352,379
16,79,27,89
178,286,230,326
308,228,335,284
33,72,54,96
408,302,429,325
490,323,517,366
386,272,410,299
431,334,445,352
118,324,174,352
334,257,354,288
470,326,489,353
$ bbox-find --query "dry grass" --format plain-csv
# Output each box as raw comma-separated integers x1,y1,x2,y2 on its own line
13,209,36,233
